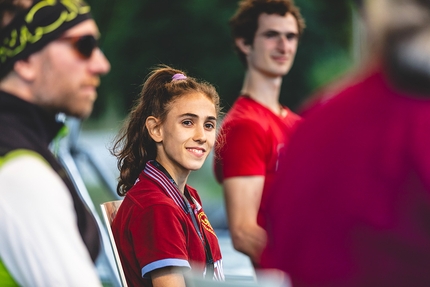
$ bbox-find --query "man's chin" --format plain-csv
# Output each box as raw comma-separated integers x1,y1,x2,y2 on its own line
275,64,293,77
66,107,94,120
262,67,290,78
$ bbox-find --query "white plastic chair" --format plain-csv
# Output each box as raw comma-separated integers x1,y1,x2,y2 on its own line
100,200,128,287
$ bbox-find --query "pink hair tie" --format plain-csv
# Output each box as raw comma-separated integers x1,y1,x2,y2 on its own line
172,73,187,81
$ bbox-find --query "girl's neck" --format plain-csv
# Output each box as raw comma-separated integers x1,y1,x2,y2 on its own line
175,179,187,194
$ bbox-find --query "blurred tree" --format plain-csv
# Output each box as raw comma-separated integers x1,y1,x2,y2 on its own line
86,0,356,121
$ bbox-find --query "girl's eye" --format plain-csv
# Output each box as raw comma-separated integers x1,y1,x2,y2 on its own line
205,122,215,130
182,120,193,126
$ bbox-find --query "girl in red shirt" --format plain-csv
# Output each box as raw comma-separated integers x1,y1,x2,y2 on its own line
111,66,224,287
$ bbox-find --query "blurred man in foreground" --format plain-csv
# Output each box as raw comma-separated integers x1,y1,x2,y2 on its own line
0,0,110,285
214,0,304,268
261,0,430,286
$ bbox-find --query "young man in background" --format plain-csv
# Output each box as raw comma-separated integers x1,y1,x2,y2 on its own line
214,0,305,267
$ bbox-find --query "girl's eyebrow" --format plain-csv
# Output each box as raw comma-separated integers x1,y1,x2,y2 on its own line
179,113,217,121
179,113,198,118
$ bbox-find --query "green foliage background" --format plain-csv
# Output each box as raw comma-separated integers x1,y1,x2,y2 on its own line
85,0,358,123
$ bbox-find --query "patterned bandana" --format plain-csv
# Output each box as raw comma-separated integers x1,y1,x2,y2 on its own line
0,0,91,78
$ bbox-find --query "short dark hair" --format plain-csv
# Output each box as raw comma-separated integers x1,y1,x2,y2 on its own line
229,0,305,66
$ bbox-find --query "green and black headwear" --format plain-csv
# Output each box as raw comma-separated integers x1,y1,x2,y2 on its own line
0,0,92,79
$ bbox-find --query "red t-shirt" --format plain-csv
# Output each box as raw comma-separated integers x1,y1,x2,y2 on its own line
112,162,224,286
214,96,302,228
261,68,430,287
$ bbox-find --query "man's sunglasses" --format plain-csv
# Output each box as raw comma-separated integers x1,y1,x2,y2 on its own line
57,35,99,59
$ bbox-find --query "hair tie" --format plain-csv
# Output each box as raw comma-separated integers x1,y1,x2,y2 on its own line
172,73,187,81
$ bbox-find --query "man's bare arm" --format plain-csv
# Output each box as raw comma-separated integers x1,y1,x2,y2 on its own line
223,176,267,264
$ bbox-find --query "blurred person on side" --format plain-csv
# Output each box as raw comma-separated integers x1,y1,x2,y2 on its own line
0,0,110,285
261,0,430,286
213,0,305,268
111,66,224,287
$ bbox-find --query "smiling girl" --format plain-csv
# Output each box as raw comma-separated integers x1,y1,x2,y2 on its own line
111,66,224,286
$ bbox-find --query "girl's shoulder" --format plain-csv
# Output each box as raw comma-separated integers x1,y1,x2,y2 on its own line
126,177,174,208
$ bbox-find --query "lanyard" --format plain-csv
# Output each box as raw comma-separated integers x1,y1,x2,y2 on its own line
151,161,215,278
183,191,215,278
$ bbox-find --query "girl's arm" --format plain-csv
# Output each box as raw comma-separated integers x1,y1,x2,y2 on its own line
151,266,186,287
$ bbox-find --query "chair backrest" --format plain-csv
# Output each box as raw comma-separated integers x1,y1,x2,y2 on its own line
100,200,128,287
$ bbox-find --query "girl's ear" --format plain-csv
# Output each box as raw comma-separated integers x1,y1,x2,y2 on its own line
235,38,251,55
146,116,163,142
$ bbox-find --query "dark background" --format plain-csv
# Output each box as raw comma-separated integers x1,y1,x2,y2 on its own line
85,0,358,124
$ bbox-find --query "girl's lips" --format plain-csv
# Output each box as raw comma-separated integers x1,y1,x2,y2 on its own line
186,148,206,157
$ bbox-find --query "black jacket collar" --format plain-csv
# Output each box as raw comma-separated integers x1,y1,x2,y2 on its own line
0,90,64,152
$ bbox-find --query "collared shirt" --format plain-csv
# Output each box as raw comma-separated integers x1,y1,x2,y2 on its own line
112,161,224,286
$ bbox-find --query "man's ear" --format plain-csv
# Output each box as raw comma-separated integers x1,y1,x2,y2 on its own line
13,56,38,82
146,116,163,143
235,38,252,55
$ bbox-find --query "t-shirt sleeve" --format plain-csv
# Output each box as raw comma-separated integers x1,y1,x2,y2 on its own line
216,120,266,180
129,204,190,277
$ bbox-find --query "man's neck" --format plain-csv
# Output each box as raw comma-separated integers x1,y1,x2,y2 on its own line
0,75,33,103
240,69,284,116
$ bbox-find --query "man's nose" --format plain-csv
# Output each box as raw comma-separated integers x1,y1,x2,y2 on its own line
276,35,288,52
89,48,111,75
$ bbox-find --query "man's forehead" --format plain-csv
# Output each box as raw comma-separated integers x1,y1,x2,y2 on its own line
62,19,100,37
257,12,298,33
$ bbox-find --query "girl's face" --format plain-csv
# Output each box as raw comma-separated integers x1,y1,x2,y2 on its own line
151,92,217,181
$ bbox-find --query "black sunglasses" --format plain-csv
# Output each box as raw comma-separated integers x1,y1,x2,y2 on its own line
57,35,99,59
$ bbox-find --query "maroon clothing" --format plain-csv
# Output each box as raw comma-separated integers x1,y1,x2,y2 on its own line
261,67,430,287
214,96,302,229
112,162,223,287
